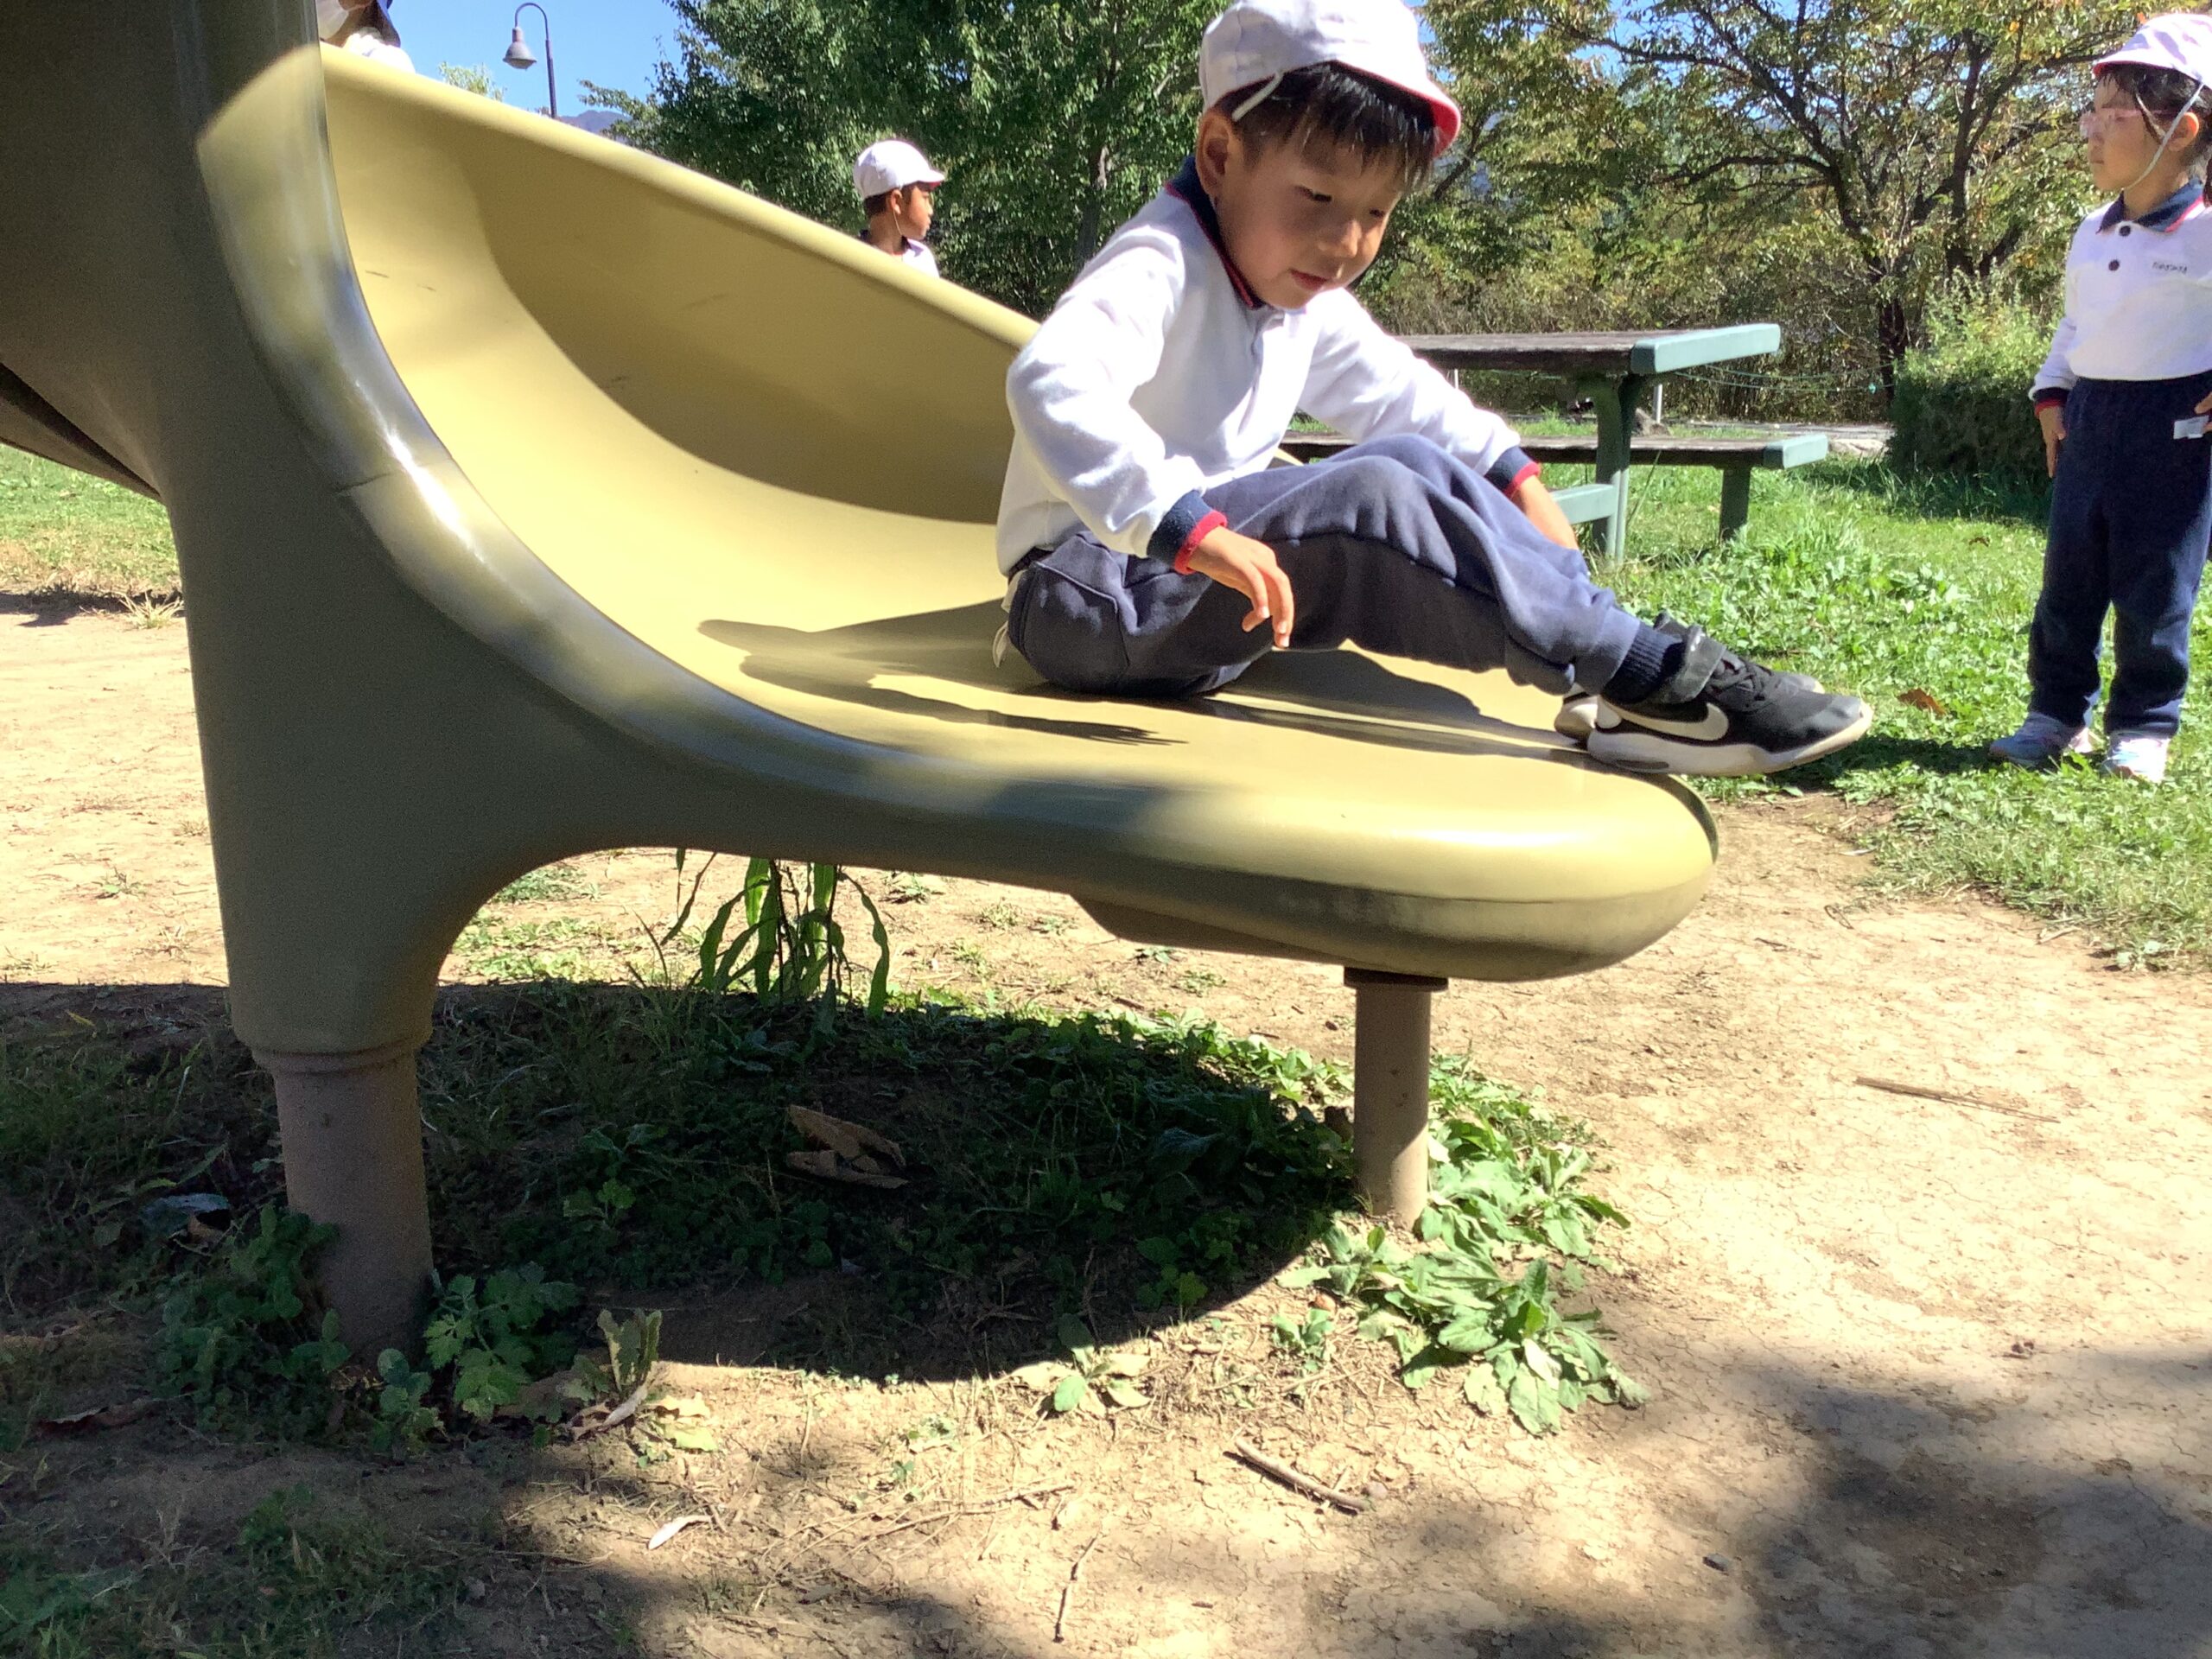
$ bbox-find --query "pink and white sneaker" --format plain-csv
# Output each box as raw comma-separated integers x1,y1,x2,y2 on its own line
2103,733,2171,785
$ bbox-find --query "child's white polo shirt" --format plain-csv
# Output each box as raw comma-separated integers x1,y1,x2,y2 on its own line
997,159,1533,575
2034,181,2212,405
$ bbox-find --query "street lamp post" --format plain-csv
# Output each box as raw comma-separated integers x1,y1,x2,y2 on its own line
503,3,557,120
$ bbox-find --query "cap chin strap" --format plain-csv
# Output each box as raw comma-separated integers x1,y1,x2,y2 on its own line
1230,73,1285,121
2124,71,2209,195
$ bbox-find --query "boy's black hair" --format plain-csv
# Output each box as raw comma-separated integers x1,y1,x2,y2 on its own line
861,189,895,219
1224,62,1437,194
2099,61,2212,178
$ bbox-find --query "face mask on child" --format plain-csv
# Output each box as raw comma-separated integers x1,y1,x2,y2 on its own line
315,0,353,37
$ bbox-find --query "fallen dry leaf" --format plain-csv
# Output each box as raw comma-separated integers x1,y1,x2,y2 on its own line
35,1398,158,1436
646,1514,709,1550
788,1105,904,1167
1898,688,1953,718
785,1148,906,1190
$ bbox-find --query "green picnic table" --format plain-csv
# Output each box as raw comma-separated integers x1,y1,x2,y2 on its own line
1399,326,1788,557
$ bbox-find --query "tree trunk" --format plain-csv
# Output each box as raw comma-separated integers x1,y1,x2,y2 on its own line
1874,292,1914,404
1075,142,1112,265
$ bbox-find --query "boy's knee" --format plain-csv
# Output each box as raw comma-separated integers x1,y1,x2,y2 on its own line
1344,433,1451,477
1325,452,1427,501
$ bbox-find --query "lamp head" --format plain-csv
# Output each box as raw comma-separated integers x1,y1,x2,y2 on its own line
503,25,537,68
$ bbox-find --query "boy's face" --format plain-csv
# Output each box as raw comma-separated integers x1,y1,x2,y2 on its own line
893,182,938,240
1196,111,1404,310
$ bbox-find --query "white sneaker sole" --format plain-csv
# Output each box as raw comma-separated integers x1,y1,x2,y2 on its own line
1586,702,1874,778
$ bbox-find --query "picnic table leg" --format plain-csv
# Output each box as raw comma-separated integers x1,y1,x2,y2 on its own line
1344,969,1446,1224
1591,372,1644,560
1719,466,1752,542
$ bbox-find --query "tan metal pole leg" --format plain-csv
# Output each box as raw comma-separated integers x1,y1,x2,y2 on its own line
1345,969,1446,1224
255,1035,434,1354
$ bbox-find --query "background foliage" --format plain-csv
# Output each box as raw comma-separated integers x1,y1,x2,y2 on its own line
604,0,2139,430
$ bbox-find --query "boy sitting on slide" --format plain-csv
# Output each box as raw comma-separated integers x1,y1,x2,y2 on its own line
994,0,1869,777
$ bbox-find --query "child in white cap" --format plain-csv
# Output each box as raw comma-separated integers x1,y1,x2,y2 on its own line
1999,13,2212,785
854,140,945,276
993,0,1868,776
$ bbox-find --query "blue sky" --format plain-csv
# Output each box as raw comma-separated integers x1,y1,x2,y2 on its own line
389,0,679,112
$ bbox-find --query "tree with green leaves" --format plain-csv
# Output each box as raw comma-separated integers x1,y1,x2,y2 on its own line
601,0,1217,316
438,63,507,101
1508,0,2136,385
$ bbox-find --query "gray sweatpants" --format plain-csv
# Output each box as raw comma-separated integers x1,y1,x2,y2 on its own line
1006,435,1643,699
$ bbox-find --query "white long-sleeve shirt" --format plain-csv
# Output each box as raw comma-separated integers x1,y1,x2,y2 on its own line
996,160,1534,574
2033,181,2212,405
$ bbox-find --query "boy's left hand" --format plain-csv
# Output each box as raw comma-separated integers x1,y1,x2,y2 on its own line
2196,388,2212,415
1510,476,1581,551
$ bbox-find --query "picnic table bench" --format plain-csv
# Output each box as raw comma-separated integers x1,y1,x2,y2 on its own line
1277,428,1830,542
1358,327,1808,555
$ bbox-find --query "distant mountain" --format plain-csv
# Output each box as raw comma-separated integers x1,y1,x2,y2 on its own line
556,109,622,138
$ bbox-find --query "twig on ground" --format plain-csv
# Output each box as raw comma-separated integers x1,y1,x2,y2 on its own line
858,1483,1075,1543
1854,1074,2058,1123
1053,1509,1119,1643
1227,1440,1368,1514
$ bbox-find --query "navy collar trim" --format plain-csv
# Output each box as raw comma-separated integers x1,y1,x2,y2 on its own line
2100,180,2204,232
1164,156,1267,310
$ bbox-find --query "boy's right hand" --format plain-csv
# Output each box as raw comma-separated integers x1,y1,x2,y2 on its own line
2037,404,2065,476
1185,525,1295,649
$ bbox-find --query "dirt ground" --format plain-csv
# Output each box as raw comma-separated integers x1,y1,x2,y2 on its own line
5,600,2211,1657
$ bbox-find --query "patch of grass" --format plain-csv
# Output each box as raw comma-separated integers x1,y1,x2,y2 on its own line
3,988,1638,1440
0,1015,270,1314
1284,1059,1639,1434
416,995,1351,1328
1,1484,465,1657
449,913,626,981
152,1205,349,1437
490,861,597,905
0,448,176,602
1552,454,2211,963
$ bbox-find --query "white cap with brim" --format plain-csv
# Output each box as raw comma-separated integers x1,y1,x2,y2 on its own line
1200,0,1462,156
2094,12,2212,83
853,140,946,200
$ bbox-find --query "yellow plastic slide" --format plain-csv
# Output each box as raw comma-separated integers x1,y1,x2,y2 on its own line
0,7,1712,1344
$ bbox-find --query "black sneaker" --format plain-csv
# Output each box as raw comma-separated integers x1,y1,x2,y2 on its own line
1584,624,1871,776
1555,615,1821,742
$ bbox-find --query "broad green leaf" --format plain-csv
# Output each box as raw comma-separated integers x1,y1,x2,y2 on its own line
1400,1343,1457,1391
1436,1313,1495,1355
1508,1370,1562,1436
1050,1374,1090,1414
1098,1377,1147,1409
1522,1339,1561,1384
1463,1365,1508,1417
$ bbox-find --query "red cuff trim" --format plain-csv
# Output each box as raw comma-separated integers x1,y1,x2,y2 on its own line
1506,461,1542,493
1173,511,1228,574
2031,391,2068,410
